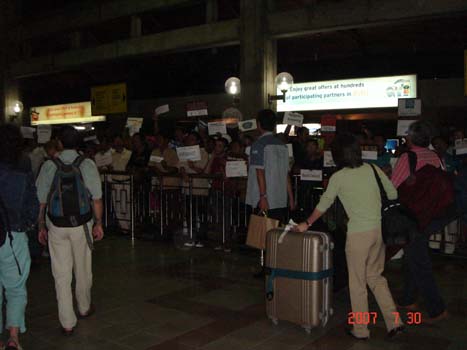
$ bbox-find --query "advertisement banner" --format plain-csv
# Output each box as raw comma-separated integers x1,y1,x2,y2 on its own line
31,102,105,126
91,83,127,115
278,74,417,112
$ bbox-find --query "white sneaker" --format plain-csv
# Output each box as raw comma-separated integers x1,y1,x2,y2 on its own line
214,245,223,251
195,242,204,248
391,249,404,260
184,242,195,247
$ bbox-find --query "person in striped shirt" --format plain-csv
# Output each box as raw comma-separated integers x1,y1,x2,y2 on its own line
392,120,448,324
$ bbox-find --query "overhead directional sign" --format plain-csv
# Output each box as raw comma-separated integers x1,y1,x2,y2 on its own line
31,101,105,125
91,83,127,115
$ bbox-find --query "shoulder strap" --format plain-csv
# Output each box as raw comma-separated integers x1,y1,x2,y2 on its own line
51,157,65,171
72,155,86,167
407,151,417,175
370,164,388,201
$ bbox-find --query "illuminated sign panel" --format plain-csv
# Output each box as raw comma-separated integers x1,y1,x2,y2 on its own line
277,75,417,112
31,102,106,125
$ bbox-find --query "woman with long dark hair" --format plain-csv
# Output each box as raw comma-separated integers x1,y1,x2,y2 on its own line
293,133,405,340
0,124,39,350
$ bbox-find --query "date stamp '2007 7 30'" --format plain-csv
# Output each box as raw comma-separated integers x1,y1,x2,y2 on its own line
347,312,422,325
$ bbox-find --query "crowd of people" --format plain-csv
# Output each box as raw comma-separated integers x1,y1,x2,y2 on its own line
0,109,466,347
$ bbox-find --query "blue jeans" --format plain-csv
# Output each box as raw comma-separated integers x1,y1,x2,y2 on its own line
0,232,31,333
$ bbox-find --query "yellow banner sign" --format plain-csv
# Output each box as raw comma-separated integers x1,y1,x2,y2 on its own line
31,102,105,125
91,83,127,115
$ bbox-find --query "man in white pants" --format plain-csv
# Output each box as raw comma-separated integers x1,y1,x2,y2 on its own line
36,126,104,335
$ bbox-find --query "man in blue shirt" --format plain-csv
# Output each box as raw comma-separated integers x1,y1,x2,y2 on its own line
36,126,104,335
246,109,295,223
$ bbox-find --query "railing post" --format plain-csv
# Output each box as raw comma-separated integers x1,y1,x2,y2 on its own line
160,175,164,238
222,177,226,245
104,173,108,228
189,176,193,242
130,174,135,244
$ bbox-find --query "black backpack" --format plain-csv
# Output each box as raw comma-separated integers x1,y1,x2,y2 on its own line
47,156,93,227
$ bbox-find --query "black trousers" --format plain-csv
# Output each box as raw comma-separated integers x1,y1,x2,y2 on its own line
401,216,451,318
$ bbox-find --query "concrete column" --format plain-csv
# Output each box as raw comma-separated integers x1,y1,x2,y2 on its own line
70,31,82,49
206,0,218,23
1,0,23,124
130,15,142,38
0,0,21,123
239,0,277,120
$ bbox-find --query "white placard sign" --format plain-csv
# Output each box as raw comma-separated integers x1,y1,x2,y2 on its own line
238,119,257,132
323,151,336,167
20,127,35,139
245,146,251,156
155,104,170,116
321,125,336,132
149,155,164,163
37,125,52,144
397,120,416,136
187,109,208,117
283,112,304,127
287,144,294,158
455,141,467,155
398,98,421,117
126,117,143,136
208,122,227,135
278,74,417,112
176,145,201,161
300,169,323,182
83,135,97,142
94,151,113,168
362,150,378,160
226,161,248,178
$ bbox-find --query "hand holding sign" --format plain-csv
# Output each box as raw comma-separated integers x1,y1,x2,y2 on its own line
176,145,201,162
226,161,248,177
208,122,227,135
283,112,304,127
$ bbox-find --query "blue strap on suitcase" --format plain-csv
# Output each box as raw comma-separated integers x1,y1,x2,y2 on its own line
266,267,334,300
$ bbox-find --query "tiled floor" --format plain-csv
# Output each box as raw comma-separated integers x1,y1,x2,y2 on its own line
15,235,467,349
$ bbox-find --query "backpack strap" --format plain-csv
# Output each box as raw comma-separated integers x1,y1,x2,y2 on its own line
407,151,417,176
72,155,87,168
51,157,66,170
370,164,388,202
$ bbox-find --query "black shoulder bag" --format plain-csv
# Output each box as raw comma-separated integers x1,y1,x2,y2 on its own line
370,164,418,246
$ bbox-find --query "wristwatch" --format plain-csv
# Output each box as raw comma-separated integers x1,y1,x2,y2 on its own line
260,193,267,198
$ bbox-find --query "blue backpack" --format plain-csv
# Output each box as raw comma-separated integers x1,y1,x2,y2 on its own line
47,156,92,227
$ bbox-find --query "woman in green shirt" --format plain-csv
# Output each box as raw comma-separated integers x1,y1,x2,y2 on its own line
294,133,405,340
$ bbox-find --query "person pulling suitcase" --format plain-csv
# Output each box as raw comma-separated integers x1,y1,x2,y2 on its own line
294,133,406,340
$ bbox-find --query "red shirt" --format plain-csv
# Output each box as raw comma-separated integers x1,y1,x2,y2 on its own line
392,146,442,188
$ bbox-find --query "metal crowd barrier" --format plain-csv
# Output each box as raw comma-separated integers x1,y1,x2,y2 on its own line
101,171,253,246
102,171,466,256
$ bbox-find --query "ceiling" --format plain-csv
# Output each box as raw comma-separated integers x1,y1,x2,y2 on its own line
15,3,467,108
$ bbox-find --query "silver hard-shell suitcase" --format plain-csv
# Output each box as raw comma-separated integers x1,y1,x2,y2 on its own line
265,229,334,333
